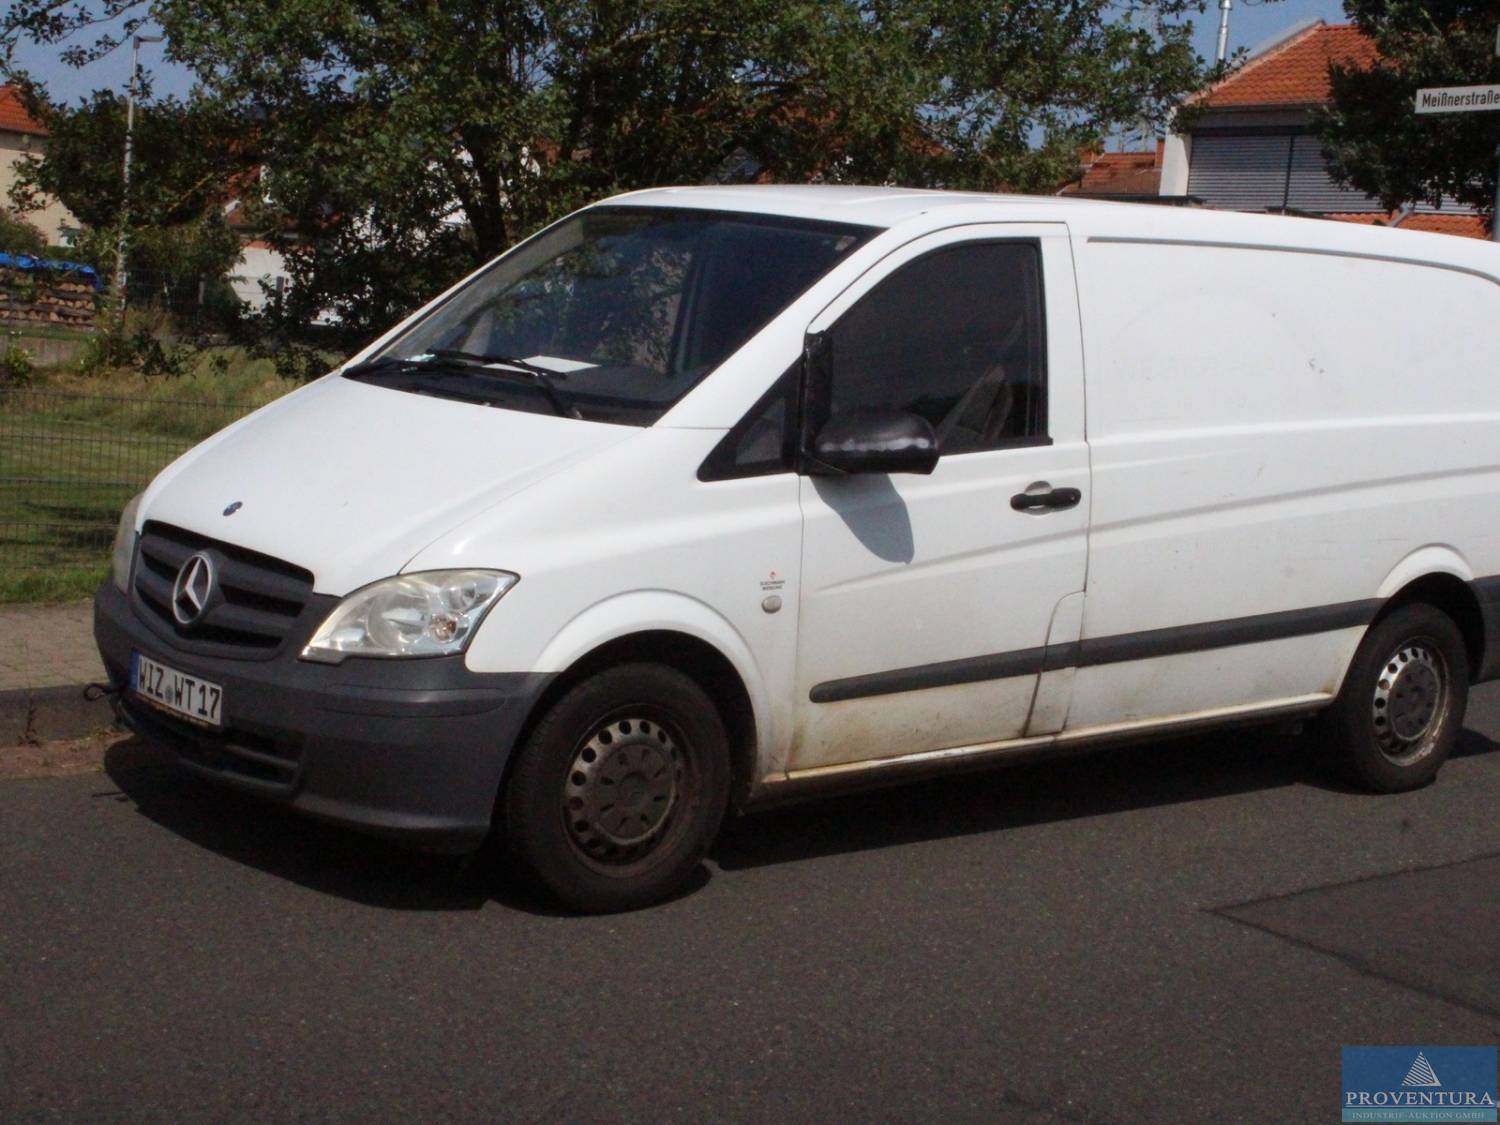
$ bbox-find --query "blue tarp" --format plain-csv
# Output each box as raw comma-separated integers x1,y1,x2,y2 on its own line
0,251,103,291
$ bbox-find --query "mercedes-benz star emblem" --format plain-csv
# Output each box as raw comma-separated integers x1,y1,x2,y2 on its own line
171,552,216,626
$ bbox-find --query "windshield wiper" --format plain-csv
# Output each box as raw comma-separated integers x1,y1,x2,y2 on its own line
424,349,581,419
428,349,564,380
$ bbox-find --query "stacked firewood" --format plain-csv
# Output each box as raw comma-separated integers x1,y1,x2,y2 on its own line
0,265,98,327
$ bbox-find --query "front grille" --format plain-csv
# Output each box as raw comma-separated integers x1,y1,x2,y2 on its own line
133,521,317,660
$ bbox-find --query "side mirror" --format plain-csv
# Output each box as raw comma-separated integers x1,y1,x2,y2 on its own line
809,409,940,476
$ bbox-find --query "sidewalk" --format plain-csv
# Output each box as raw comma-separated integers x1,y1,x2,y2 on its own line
0,601,112,744
0,601,106,692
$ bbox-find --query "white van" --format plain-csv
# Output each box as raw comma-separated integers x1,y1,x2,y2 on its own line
96,186,1500,911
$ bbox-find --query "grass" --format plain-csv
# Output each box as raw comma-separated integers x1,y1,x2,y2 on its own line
4,323,95,343
0,565,110,605
0,347,309,604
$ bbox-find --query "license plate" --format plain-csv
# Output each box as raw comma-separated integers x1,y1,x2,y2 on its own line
131,652,223,728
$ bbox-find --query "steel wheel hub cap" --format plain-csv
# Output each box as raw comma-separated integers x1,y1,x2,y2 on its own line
1372,643,1445,758
565,716,682,862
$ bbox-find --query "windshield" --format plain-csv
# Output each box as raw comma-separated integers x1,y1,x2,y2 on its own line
349,206,876,425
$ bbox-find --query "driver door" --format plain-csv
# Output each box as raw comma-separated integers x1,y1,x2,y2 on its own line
789,224,1089,772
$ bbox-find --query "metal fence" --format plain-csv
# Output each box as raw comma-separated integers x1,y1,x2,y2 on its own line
0,387,252,583
123,269,248,335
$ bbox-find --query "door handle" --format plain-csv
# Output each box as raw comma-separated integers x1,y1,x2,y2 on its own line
1010,482,1082,513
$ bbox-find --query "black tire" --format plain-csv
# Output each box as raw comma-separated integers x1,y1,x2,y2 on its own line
1322,602,1468,793
503,662,730,913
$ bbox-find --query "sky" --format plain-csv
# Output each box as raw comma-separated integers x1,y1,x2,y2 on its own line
12,0,1352,107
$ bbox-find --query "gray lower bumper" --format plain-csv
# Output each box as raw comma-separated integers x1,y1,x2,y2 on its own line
94,581,553,852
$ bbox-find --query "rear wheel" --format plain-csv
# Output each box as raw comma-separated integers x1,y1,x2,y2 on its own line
503,663,730,913
1323,603,1467,793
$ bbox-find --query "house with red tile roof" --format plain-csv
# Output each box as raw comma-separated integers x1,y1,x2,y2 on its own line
1057,144,1166,201
1159,21,1487,238
0,86,78,247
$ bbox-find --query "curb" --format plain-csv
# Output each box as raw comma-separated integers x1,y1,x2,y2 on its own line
0,684,119,745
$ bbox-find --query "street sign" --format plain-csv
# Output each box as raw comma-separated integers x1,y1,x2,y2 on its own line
1414,84,1500,114
1412,35,1500,242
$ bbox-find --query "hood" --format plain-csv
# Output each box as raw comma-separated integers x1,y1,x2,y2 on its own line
140,375,637,594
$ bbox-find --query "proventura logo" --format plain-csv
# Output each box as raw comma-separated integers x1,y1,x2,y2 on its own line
1403,1053,1442,1089
1342,1046,1497,1123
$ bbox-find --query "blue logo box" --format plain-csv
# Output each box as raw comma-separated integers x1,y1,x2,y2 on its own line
1343,1047,1498,1123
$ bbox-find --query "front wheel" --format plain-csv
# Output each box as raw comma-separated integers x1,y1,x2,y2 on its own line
503,663,731,913
1322,603,1468,793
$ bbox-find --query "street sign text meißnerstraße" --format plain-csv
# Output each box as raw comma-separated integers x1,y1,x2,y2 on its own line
1414,85,1500,114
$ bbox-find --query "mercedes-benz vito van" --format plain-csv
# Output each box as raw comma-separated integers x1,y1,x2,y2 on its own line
96,186,1500,911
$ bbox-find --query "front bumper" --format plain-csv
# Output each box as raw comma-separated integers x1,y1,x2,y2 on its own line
94,580,553,852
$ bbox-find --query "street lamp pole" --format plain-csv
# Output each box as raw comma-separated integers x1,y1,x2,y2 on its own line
1493,142,1500,243
112,33,164,314
1215,0,1233,65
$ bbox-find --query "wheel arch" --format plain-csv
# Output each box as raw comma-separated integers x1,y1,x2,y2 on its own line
516,596,771,807
1375,557,1487,682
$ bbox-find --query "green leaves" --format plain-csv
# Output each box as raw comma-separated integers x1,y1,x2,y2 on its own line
5,0,1211,337
1317,0,1499,220
0,207,46,255
6,88,244,230
2,83,246,300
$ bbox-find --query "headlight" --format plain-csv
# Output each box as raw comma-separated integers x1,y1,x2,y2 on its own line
111,492,143,592
300,569,518,663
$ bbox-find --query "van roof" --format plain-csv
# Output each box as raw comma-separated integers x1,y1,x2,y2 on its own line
603,184,1500,280
606,184,1059,227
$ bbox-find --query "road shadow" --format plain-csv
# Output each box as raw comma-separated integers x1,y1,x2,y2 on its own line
713,723,1500,872
102,721,1500,909
1452,726,1500,762
101,737,566,916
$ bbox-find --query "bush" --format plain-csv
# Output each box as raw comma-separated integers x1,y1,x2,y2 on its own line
76,326,195,378
75,322,136,376
269,340,335,383
0,208,47,256
0,332,34,385
132,331,191,378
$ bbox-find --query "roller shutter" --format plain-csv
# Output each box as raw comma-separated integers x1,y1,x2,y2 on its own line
1187,134,1292,209
1285,135,1383,212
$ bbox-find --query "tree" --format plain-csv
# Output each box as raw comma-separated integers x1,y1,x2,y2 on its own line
0,206,45,254
5,1,1210,339
7,88,241,227
5,87,247,296
1316,1,1499,224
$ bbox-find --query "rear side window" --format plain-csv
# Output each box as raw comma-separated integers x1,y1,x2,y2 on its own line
827,241,1047,454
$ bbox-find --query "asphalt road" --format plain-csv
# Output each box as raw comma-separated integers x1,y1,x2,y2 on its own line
4,690,1500,1123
